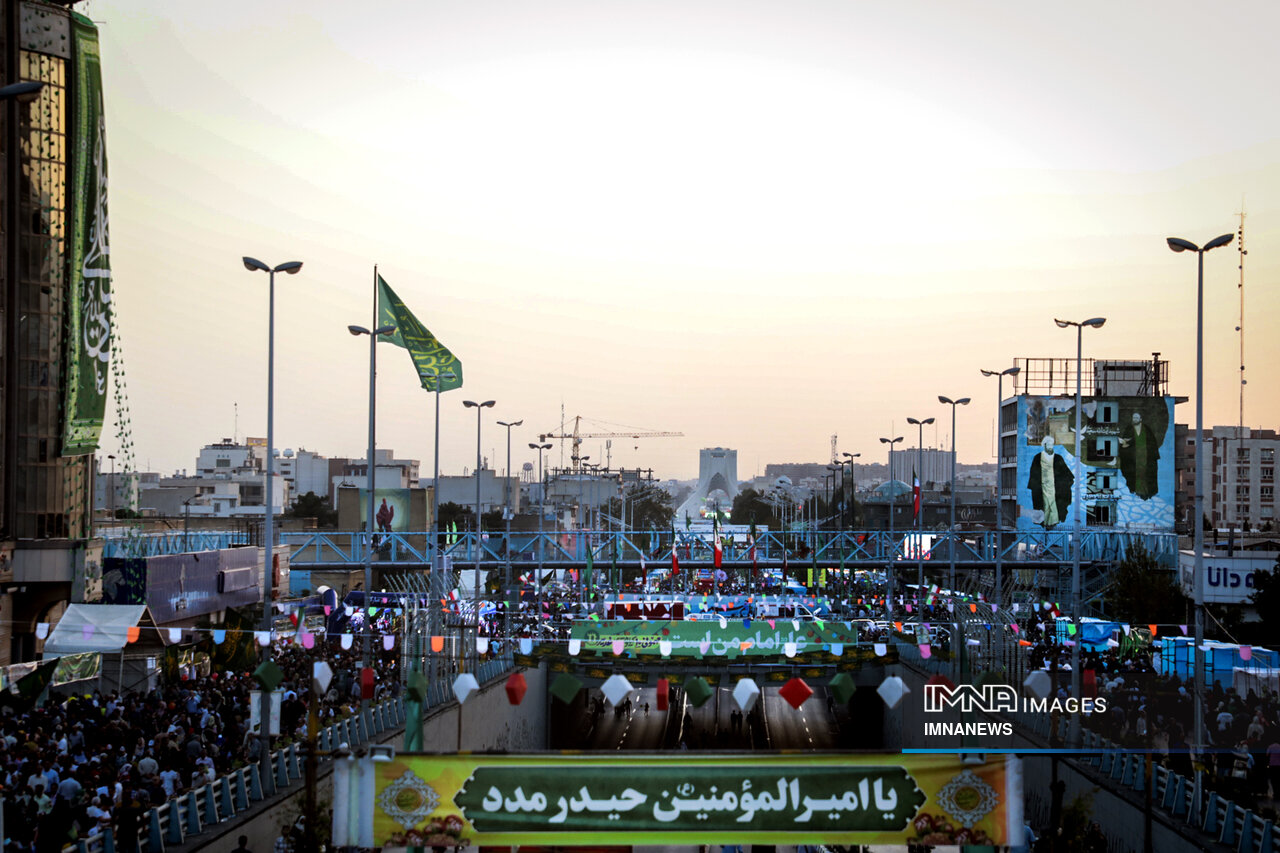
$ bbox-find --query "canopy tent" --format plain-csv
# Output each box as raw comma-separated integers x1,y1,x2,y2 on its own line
42,604,149,656
1233,666,1280,698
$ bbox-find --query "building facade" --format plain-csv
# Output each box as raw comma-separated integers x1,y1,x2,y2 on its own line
0,2,108,663
1205,426,1278,532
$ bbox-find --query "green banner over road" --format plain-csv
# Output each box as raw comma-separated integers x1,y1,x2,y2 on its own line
568,619,859,658
373,753,1020,847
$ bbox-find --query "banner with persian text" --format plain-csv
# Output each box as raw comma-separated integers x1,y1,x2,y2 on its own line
568,619,859,658
372,753,1021,848
62,14,112,456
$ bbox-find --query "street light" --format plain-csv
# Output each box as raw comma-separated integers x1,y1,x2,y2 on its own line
463,400,495,667
1168,231,1233,799
424,369,456,687
243,255,302,794
979,366,1021,610
349,321,396,720
879,437,903,612
1054,315,1105,747
529,442,553,616
825,464,840,531
906,416,935,616
842,452,861,528
938,395,970,679
106,453,117,526
937,396,970,597
497,419,523,638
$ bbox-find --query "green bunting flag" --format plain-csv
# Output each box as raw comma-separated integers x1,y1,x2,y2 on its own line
376,275,463,392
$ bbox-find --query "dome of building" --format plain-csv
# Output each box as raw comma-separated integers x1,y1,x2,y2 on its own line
876,479,912,499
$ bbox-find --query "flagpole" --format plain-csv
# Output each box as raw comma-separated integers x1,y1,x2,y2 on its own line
363,265,378,724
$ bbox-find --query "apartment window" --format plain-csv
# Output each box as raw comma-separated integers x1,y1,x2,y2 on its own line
1262,486,1274,504
1087,504,1113,525
216,458,231,468
1236,447,1251,462
1096,402,1118,425
1236,485,1250,498
1262,448,1275,463
1237,466,1251,480
1236,503,1250,517
1087,470,1117,494
1093,437,1118,461
1263,467,1275,482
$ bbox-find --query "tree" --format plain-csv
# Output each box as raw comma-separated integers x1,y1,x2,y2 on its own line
1248,555,1280,647
1103,543,1186,625
607,482,676,530
286,491,337,527
730,488,780,529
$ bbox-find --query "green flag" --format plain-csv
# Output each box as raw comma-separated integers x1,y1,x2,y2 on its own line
376,275,463,392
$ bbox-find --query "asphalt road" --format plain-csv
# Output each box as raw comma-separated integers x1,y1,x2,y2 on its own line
584,686,669,749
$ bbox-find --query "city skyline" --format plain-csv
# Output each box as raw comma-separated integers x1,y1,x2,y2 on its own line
88,0,1279,481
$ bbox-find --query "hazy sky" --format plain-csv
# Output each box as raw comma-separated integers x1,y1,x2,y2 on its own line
85,0,1280,482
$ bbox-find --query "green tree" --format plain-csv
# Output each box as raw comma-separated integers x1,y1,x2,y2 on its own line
1103,543,1186,625
1247,554,1280,647
286,491,337,527
730,488,780,529
607,482,676,530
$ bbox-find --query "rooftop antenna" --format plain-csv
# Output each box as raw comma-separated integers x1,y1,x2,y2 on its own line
234,401,239,445
830,434,838,464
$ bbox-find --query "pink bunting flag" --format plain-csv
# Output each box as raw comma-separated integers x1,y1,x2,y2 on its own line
301,632,315,649
1240,645,1253,661
1010,623,1020,634
612,640,625,655
1179,624,1188,635
919,644,931,659
383,635,395,651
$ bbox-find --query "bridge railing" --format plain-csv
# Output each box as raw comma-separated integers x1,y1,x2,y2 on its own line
280,528,1179,567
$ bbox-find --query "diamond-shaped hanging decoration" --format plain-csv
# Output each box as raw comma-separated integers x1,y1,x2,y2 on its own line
732,678,760,713
505,672,528,705
779,678,813,709
829,672,856,705
1023,670,1051,700
549,673,584,704
684,676,714,708
253,660,284,691
926,673,956,691
601,674,632,706
877,675,909,709
452,673,479,705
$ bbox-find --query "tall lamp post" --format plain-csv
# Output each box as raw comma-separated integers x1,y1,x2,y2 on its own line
938,395,970,680
426,370,457,565
106,453,116,528
463,400,496,670
842,452,860,529
1054,316,1105,747
979,366,1020,611
497,419,523,640
529,442,553,618
937,396,970,596
1168,231,1233,800
906,416,935,617
879,437,903,612
349,319,396,721
242,255,303,794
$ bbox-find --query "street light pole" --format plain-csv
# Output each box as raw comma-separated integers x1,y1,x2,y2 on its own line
497,419,522,640
107,454,116,528
980,366,1021,611
879,437,903,615
939,395,970,680
348,319,396,720
906,416,935,618
529,442,552,621
242,255,303,794
1168,231,1233,803
842,452,860,529
1054,316,1106,747
463,400,496,670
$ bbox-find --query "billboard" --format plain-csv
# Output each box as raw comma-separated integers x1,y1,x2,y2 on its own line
1016,395,1174,531
1178,550,1276,605
369,753,1021,847
359,488,412,533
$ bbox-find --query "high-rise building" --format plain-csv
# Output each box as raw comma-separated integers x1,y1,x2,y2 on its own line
0,2,110,664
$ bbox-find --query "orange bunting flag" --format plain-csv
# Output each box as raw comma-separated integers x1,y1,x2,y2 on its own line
893,621,903,632
126,626,141,644
1018,639,1034,647
1148,624,1158,637
969,603,978,613
430,636,444,653
740,641,752,652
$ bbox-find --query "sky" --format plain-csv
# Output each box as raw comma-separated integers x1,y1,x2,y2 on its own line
84,0,1280,482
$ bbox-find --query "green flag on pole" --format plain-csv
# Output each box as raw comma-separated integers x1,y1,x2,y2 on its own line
376,275,464,392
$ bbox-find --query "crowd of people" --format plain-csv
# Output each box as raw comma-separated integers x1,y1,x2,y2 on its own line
0,639,396,852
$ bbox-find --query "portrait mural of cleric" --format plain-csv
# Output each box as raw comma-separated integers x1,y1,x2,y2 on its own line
1027,435,1073,528
1117,404,1166,500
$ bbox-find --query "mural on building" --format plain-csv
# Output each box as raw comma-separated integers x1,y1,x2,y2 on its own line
1016,396,1174,531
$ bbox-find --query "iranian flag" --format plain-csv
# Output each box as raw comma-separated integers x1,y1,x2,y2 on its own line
713,516,723,568
671,526,680,575
912,468,921,519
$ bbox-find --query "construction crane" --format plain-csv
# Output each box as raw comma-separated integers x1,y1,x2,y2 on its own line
539,415,682,471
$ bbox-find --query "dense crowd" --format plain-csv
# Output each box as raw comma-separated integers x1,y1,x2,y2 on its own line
0,641,396,852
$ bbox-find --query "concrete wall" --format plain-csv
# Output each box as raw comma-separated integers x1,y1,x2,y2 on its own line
421,662,548,752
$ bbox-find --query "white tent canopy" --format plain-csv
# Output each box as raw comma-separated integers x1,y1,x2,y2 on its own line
42,604,148,656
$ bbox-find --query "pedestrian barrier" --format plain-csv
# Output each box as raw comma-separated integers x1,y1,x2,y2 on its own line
67,650,516,852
